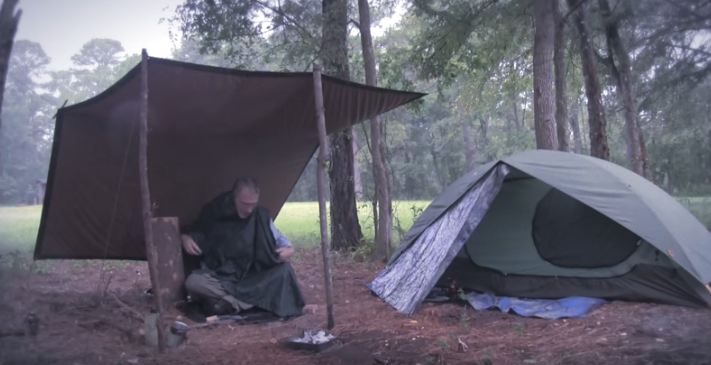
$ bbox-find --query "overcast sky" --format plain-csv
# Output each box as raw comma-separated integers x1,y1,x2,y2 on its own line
15,0,404,71
15,0,183,70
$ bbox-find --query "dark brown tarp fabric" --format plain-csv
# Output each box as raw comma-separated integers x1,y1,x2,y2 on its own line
34,57,424,260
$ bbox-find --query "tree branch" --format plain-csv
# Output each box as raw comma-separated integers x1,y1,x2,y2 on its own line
662,41,711,58
253,0,317,44
561,0,588,24
659,0,711,23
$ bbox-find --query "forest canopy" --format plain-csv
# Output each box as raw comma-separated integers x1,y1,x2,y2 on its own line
1,0,709,205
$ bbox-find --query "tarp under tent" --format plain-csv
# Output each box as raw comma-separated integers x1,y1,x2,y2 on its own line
34,56,424,260
370,150,711,314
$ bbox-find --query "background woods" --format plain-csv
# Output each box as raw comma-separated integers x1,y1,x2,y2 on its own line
1,0,710,231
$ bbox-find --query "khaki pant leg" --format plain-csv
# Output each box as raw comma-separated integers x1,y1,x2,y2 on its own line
184,271,254,312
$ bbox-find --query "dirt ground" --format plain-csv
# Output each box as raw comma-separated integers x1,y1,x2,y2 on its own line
1,248,711,365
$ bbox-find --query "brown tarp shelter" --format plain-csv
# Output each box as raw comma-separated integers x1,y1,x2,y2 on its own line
34,57,424,260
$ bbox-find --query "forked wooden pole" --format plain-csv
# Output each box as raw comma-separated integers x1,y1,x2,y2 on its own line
138,49,166,351
312,64,335,329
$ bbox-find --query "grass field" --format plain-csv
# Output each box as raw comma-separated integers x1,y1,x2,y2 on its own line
0,205,44,254
675,197,711,231
0,201,430,255
1,198,709,256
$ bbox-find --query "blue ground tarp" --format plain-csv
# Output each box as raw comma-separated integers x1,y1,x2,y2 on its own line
465,291,606,319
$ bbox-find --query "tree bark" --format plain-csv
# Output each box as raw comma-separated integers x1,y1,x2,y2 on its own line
357,0,391,259
599,0,647,176
570,97,584,153
478,114,489,142
553,0,570,151
509,85,520,133
533,0,558,150
568,0,610,160
152,217,186,307
351,131,364,200
0,0,21,167
462,118,477,170
322,0,363,250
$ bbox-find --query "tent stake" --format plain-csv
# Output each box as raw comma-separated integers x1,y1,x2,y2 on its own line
312,64,335,330
139,49,166,351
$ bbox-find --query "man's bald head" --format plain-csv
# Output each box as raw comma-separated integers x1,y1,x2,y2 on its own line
232,176,260,218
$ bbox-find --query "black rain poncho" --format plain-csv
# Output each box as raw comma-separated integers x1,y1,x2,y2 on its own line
187,191,305,318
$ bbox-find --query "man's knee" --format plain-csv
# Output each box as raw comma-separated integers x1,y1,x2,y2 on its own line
184,272,212,295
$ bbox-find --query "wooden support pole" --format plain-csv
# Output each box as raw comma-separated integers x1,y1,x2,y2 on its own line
139,49,166,351
312,64,335,330
152,217,186,307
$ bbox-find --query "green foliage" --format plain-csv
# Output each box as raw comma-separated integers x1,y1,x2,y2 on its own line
403,0,711,198
392,201,428,238
53,38,129,104
411,0,531,84
643,77,711,195
349,239,376,262
3,0,710,217
0,38,145,205
174,0,321,71
0,41,56,204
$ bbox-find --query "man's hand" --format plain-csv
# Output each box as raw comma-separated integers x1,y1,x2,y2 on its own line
276,246,294,262
181,234,203,256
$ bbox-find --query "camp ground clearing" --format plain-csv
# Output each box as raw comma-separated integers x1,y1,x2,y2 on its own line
1,201,711,365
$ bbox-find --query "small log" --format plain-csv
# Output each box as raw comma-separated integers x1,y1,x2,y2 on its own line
152,216,186,308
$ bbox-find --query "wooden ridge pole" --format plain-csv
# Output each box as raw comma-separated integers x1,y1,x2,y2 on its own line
139,49,166,351
312,64,335,330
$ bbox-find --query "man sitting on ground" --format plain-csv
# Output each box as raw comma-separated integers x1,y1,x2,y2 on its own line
181,177,304,318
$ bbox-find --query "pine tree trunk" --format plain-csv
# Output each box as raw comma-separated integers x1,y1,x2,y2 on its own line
478,115,489,153
553,0,570,151
462,118,477,170
322,0,363,250
351,131,364,200
533,0,558,150
599,0,647,176
568,0,610,160
570,98,584,153
0,0,21,169
357,0,391,259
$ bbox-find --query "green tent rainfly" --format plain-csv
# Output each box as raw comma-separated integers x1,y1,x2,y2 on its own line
370,150,711,314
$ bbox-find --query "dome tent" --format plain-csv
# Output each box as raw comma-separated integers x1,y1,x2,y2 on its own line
370,150,711,314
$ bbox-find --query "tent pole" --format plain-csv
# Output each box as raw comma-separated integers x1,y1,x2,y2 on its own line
139,49,166,351
312,64,335,330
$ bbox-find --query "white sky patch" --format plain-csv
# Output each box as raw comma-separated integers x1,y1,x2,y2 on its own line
15,0,405,71
15,0,183,70
371,3,405,38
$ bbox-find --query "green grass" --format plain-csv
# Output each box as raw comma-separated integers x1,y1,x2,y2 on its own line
0,205,42,254
275,200,429,246
0,201,430,255
1,197,708,256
